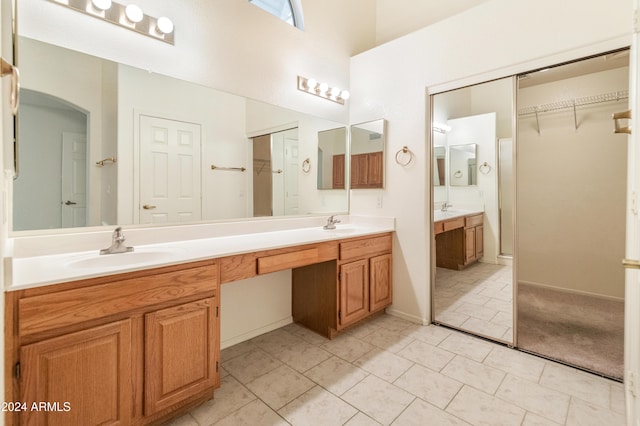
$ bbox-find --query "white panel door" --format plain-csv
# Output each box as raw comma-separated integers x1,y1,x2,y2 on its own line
284,133,299,215
139,116,202,224
61,131,87,228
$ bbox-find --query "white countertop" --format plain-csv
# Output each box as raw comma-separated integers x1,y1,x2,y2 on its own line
9,219,394,290
433,209,484,222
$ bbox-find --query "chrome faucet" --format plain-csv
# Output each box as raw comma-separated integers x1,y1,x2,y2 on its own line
441,202,452,212
100,227,134,255
323,215,341,230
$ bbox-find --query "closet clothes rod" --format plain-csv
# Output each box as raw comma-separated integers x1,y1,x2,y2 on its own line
517,90,628,134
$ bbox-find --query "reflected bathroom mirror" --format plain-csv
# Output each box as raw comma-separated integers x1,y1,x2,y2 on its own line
13,36,349,232
350,119,385,189
431,76,515,345
449,143,477,186
317,127,347,190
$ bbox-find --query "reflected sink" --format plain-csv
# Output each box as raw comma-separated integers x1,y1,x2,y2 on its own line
66,248,180,269
434,209,471,221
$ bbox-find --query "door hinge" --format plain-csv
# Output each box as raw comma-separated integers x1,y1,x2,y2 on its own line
14,362,20,380
216,361,219,372
216,306,219,317
338,310,341,320
629,371,637,397
338,272,341,281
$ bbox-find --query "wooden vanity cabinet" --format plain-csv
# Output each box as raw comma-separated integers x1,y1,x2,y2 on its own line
435,213,484,270
5,260,220,426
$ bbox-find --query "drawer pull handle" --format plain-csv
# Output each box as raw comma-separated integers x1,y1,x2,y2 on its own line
143,204,157,210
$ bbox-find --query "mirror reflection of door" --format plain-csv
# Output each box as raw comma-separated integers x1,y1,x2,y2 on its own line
139,115,202,224
252,127,299,217
431,76,515,345
14,90,89,231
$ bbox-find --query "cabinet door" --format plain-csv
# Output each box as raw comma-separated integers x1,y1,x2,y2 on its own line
464,227,476,263
370,254,392,312
367,151,384,188
475,225,484,258
20,320,132,426
145,298,217,415
350,154,369,188
332,154,345,189
339,259,370,327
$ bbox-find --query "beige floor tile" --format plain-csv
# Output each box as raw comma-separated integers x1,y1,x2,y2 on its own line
438,333,493,362
521,412,562,426
435,310,469,327
610,382,625,414
353,348,414,382
565,397,626,426
491,311,513,328
441,355,505,394
370,314,414,333
539,362,611,408
273,342,332,373
220,340,257,362
342,375,415,426
251,328,306,356
393,364,462,409
344,412,382,425
283,322,330,345
304,356,369,396
366,327,414,353
484,298,513,314
446,385,525,426
246,364,315,410
321,334,375,362
459,317,508,341
163,413,199,426
222,347,282,384
278,386,358,426
483,346,545,382
190,375,256,425
396,339,455,371
213,399,289,426
399,323,451,346
495,374,569,424
391,398,471,426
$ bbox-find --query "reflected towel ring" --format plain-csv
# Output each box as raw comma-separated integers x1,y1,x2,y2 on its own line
454,170,463,178
302,158,311,174
395,146,415,167
478,162,492,175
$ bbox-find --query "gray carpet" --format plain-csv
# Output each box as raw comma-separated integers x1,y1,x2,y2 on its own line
517,283,624,380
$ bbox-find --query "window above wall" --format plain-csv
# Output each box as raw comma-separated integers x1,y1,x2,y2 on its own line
249,0,305,30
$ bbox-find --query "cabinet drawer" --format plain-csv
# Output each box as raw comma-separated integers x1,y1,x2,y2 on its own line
465,214,483,228
258,248,320,274
340,234,392,261
19,262,218,339
443,217,464,232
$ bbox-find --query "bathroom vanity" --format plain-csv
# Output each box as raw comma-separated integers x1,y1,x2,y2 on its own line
434,211,484,270
4,222,393,425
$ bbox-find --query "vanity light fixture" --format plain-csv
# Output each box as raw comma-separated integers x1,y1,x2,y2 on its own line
297,76,350,105
49,0,175,44
432,122,452,133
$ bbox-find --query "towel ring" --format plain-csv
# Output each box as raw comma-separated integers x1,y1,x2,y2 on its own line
301,158,311,174
395,146,415,167
454,170,463,178
478,162,492,175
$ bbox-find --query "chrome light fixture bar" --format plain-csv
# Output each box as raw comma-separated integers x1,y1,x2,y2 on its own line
297,76,349,105
49,0,175,45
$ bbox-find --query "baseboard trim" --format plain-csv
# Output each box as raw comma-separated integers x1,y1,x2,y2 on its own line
385,307,429,325
221,316,293,350
518,280,624,303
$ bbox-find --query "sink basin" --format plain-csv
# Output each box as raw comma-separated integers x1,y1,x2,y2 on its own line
65,248,179,269
323,224,361,234
434,209,471,221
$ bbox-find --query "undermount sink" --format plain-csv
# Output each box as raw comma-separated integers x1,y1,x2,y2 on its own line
65,248,180,269
323,224,360,234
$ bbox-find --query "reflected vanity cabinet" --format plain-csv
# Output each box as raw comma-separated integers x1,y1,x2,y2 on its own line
4,260,220,426
435,213,484,270
350,151,383,188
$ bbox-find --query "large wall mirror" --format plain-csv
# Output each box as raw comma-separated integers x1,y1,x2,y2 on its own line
350,119,385,189
431,76,515,345
13,36,349,232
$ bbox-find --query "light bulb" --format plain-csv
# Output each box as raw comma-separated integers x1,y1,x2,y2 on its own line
329,87,341,97
305,78,317,91
318,82,329,95
339,90,350,100
125,4,144,23
156,16,174,34
91,0,112,10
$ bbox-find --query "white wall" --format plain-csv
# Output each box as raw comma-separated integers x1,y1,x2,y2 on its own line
349,0,631,324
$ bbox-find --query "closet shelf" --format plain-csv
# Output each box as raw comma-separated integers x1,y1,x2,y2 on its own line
517,90,628,116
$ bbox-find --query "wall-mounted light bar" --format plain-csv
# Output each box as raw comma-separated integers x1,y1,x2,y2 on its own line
432,122,452,133
297,76,350,105
49,0,175,45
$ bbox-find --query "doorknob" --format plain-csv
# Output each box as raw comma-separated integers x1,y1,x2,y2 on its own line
143,204,157,210
63,200,77,205
613,109,631,134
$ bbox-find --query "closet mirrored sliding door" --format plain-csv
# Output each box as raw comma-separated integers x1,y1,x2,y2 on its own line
516,50,629,380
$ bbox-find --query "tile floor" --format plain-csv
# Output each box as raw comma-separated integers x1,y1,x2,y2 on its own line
434,262,513,342
166,314,625,426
